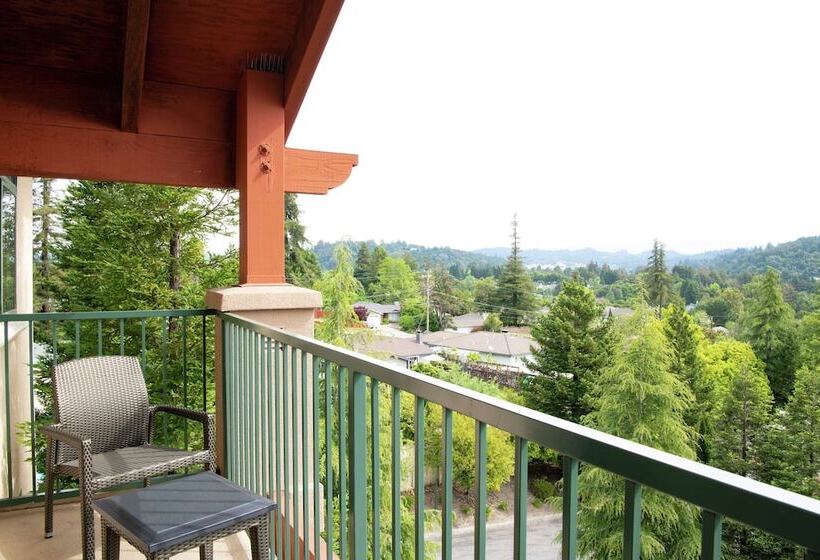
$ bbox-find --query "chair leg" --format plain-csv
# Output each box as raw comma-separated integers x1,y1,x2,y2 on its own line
44,444,55,538
79,475,95,560
199,542,214,560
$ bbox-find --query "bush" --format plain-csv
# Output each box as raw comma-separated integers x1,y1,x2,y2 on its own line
531,478,557,502
412,362,521,493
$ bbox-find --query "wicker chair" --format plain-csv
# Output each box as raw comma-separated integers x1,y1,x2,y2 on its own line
41,356,215,560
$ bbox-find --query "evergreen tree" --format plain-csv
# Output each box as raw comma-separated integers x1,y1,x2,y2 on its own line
711,362,773,477
662,305,706,452
494,215,538,326
353,242,372,290
644,239,671,312
33,178,64,312
772,365,820,498
578,307,699,560
55,180,236,311
314,244,363,348
369,245,388,287
739,268,800,403
524,279,612,423
284,193,321,287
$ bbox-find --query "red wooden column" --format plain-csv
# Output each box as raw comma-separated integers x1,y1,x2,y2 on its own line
236,70,287,284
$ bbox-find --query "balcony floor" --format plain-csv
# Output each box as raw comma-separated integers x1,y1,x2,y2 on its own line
0,501,254,560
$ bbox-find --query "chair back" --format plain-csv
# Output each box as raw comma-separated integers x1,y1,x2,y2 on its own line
53,356,150,463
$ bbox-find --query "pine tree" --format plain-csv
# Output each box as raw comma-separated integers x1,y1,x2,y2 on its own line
353,242,372,290
284,193,321,287
33,178,64,312
369,245,388,289
494,215,538,326
645,240,670,312
711,362,773,477
739,268,800,404
662,305,706,453
524,278,612,423
578,307,699,560
773,365,820,498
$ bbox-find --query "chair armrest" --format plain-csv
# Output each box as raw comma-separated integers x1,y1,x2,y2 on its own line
148,406,214,452
40,424,93,472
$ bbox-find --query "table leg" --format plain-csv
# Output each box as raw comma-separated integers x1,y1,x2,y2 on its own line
249,515,270,560
101,522,120,560
199,542,214,560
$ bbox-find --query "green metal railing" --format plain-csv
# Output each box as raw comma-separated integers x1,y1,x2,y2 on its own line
221,313,820,559
0,309,215,508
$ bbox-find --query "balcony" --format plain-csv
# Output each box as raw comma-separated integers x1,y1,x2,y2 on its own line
0,309,818,559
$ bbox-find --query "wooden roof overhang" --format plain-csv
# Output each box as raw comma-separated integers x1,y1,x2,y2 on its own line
0,0,357,191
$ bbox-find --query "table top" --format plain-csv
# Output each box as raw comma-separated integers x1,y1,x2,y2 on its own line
92,472,276,553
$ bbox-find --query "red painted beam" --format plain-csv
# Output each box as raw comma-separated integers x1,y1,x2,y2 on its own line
284,0,345,139
0,121,233,188
121,0,151,132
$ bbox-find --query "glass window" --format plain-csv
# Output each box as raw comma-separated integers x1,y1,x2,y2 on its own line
0,176,16,313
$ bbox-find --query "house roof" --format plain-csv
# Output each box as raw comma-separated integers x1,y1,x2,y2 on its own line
354,336,436,360
354,302,401,315
450,312,488,329
421,331,536,357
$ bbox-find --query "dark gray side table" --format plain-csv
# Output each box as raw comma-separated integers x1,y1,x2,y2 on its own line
92,471,276,560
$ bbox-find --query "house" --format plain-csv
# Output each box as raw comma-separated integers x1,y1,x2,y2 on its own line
421,330,537,373
354,301,401,327
353,335,440,369
449,312,488,333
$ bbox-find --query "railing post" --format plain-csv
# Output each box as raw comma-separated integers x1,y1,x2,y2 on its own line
562,456,579,560
348,370,367,559
701,510,722,560
624,480,642,560
513,437,528,560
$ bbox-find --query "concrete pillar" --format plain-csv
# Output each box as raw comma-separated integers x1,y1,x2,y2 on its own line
0,176,33,499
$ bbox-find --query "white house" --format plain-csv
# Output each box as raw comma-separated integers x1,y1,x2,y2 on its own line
448,312,488,333
354,301,401,327
354,335,441,369
421,330,537,373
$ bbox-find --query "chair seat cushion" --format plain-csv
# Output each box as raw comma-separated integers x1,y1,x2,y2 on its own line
56,445,210,488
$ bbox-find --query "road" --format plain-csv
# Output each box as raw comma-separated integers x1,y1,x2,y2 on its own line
432,512,562,560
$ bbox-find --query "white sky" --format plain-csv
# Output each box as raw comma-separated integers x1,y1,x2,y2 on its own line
287,1,820,254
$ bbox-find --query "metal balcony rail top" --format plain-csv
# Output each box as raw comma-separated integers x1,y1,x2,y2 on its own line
0,309,216,322
220,312,820,553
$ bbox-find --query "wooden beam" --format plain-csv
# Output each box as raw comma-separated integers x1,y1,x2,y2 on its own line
284,148,357,194
0,121,232,188
284,0,345,138
236,70,287,284
121,0,151,132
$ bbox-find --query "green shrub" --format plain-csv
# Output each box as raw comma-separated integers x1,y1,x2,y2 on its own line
531,478,557,502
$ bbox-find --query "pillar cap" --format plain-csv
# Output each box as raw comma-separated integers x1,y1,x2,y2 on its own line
206,284,322,312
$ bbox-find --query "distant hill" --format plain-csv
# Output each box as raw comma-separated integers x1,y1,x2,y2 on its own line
313,240,504,272
314,236,819,291
686,236,819,292
474,247,730,270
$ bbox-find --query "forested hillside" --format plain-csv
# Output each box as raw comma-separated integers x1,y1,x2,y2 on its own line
688,236,819,292
313,239,503,276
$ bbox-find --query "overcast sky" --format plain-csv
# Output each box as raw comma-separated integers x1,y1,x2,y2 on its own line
287,1,820,254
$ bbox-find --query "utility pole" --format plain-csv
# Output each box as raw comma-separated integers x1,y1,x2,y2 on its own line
425,269,431,332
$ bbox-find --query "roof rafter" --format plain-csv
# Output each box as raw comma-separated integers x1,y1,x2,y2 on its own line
121,0,151,132
283,0,345,138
